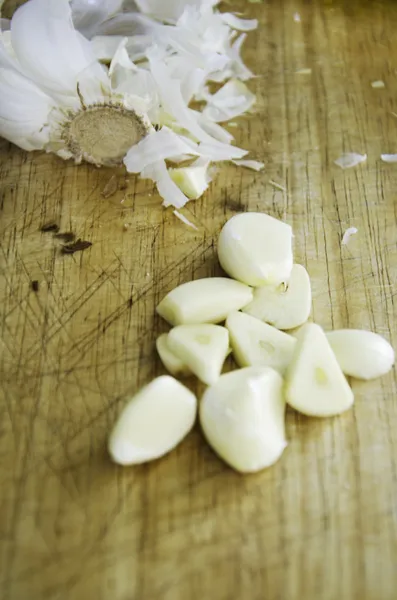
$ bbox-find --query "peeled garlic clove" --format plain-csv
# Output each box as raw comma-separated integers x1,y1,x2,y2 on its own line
243,264,312,330
157,277,253,325
326,329,395,380
108,376,197,465
200,367,287,473
217,212,293,287
156,333,191,377
169,159,212,200
226,311,296,374
285,323,354,417
167,324,229,385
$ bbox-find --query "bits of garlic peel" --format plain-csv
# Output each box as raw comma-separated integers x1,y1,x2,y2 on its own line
326,329,395,380
285,324,354,417
108,376,197,465
200,367,287,473
156,277,253,325
167,324,229,385
217,212,293,287
243,264,312,330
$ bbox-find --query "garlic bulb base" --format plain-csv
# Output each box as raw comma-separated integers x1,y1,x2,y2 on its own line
61,102,151,166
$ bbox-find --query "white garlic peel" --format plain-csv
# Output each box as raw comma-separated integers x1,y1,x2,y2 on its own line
108,376,197,465
226,311,296,374
217,212,293,287
167,324,229,385
156,277,253,325
243,264,312,330
200,367,287,473
156,333,191,377
285,324,354,417
326,330,395,380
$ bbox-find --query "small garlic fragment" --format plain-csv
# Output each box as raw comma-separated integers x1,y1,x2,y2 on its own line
200,367,287,473
156,277,253,325
285,324,354,417
341,227,358,245
243,264,312,330
371,80,385,88
334,153,367,169
167,324,229,385
156,333,191,377
217,212,293,287
326,329,395,380
108,376,197,465
226,311,296,374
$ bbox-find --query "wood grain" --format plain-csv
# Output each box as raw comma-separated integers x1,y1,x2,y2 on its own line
1,1,397,598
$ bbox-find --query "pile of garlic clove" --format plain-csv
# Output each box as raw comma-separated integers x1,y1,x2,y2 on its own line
108,212,395,473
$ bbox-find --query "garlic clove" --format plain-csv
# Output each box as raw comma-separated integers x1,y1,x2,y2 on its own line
243,264,312,330
217,212,293,287
169,158,212,200
167,324,229,385
156,277,253,325
226,311,296,374
285,323,354,417
156,333,191,377
108,376,197,465
326,329,395,380
200,367,287,473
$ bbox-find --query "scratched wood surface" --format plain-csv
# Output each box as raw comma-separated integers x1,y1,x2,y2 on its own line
1,1,397,599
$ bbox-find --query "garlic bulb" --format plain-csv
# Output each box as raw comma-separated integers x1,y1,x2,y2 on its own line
0,0,260,211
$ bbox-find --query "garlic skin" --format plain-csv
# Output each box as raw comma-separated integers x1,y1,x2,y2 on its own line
156,277,253,325
243,264,312,330
167,324,229,385
156,333,191,377
334,153,367,169
108,376,197,465
200,367,287,473
217,212,293,287
285,323,354,417
326,330,395,380
202,79,256,122
226,311,296,374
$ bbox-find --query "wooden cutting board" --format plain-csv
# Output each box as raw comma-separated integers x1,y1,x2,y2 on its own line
1,1,397,598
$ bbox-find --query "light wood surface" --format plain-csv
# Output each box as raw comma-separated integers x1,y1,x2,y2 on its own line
1,1,397,599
